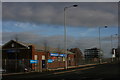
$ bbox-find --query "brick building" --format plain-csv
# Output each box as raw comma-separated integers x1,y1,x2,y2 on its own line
2,40,33,72
2,40,76,72
69,48,83,65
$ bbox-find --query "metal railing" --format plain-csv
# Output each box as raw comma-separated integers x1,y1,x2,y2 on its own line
1,58,116,73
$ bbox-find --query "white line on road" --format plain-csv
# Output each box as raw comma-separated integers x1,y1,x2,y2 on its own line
53,66,95,75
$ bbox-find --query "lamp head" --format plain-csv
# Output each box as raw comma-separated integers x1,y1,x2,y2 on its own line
73,5,78,7
105,25,107,28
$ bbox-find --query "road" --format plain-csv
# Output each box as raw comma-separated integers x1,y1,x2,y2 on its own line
2,62,120,80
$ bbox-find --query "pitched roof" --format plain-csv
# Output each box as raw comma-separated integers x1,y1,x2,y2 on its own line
2,40,74,54
36,47,74,54
2,40,32,48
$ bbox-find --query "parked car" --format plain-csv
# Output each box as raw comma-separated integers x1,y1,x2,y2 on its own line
24,67,32,72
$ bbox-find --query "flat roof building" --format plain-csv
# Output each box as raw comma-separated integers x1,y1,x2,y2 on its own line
84,48,100,62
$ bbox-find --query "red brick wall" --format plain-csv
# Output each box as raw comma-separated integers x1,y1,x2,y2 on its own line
68,54,75,66
48,61,65,69
47,54,75,69
31,47,76,70
31,45,46,70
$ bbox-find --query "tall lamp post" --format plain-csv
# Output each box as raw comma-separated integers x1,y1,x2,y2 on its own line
64,5,78,69
111,34,118,50
98,26,107,63
118,34,120,61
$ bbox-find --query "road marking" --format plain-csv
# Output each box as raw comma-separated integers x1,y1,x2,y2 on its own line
95,78,104,80
53,67,95,75
2,72,33,76
76,67,95,70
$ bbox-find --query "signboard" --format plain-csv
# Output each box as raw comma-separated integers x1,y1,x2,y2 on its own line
30,60,38,64
50,53,59,56
48,59,53,63
59,54,66,57
50,53,67,57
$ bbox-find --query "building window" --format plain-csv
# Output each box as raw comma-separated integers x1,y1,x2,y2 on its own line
42,55,45,60
34,55,38,60
68,57,71,60
63,57,65,61
58,57,62,61
11,43,14,47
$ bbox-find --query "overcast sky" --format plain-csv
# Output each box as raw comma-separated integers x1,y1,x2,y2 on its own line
2,2,118,58
1,0,120,2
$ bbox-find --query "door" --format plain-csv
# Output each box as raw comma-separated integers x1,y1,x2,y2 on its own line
42,60,46,68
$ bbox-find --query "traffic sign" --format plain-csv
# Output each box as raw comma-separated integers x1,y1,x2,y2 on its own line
30,60,38,64
48,59,53,63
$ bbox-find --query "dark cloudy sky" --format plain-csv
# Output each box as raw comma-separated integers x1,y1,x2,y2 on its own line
2,2,118,58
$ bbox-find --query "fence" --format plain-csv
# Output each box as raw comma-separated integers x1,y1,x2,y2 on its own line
2,59,31,73
1,58,113,73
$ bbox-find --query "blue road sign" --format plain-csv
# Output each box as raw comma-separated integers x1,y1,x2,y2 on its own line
30,60,38,64
50,53,59,56
48,59,53,63
59,54,66,57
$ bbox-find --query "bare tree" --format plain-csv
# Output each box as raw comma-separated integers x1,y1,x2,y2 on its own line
57,41,61,53
43,39,49,70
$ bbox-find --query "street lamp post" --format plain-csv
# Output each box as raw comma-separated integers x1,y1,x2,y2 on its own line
111,34,118,50
111,35,114,62
64,5,78,69
118,35,120,61
98,26,107,63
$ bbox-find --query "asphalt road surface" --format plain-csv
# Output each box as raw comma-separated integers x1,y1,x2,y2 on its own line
2,62,120,80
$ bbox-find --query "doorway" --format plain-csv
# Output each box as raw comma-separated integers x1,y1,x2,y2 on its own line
42,60,46,68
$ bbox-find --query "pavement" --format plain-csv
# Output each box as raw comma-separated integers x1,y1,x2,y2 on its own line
2,62,119,80
48,63,105,71
1,62,107,76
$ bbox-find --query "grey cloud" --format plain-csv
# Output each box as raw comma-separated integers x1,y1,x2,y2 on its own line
101,36,118,42
2,32,42,44
2,2,118,27
101,42,112,58
2,31,114,58
67,7,117,26
2,0,120,2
